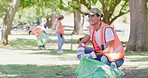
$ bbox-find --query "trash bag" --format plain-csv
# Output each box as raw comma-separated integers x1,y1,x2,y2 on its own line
36,32,51,45
75,57,125,78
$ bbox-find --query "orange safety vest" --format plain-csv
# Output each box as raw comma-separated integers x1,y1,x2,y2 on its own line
32,27,42,38
55,20,64,34
90,22,124,62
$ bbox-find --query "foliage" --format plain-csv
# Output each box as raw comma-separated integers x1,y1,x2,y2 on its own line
14,7,39,24
99,0,129,24
20,0,36,8
16,0,68,24
66,0,129,24
0,0,130,26
0,0,13,16
67,0,97,13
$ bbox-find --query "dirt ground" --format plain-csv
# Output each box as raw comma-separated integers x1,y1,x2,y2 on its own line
0,48,79,65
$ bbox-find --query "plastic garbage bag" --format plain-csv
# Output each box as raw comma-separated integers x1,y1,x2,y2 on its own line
37,32,51,45
75,57,125,78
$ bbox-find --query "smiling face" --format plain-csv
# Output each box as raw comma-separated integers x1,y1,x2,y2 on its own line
88,14,101,26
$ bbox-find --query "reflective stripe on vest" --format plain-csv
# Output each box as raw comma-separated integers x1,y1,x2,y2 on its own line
102,25,124,61
100,24,109,50
113,44,123,53
90,26,101,52
90,22,124,61
90,22,108,52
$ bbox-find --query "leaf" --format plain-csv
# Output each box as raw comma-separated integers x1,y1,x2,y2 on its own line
92,0,97,5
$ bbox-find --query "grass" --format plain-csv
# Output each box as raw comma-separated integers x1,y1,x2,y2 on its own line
0,39,37,49
0,39,148,78
9,39,37,49
0,38,80,49
0,65,77,78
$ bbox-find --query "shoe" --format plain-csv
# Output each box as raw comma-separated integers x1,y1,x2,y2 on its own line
60,50,63,53
38,46,42,50
110,62,117,69
42,46,46,50
57,50,63,53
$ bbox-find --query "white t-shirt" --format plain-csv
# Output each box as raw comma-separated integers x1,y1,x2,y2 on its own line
87,28,114,43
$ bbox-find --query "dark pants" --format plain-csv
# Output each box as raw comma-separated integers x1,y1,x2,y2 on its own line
84,47,124,68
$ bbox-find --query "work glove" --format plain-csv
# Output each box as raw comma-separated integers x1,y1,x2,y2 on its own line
77,47,85,60
85,51,97,59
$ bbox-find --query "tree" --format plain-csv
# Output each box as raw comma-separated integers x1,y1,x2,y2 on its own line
68,0,129,34
0,0,66,45
0,0,20,45
0,0,37,45
68,0,96,34
126,0,148,52
72,4,84,34
73,10,83,34
99,0,129,24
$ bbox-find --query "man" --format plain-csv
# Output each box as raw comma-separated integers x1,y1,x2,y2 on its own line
77,8,124,68
55,15,65,53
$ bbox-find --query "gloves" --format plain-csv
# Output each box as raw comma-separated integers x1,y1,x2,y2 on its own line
85,51,97,59
77,47,85,60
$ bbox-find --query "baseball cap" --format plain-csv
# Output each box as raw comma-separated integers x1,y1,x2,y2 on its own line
58,15,64,19
85,8,103,17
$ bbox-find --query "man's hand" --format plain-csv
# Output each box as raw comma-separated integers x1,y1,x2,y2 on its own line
77,47,85,60
85,51,97,59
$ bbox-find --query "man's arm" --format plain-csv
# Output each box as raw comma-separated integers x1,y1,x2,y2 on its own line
103,40,114,53
77,34,90,60
78,34,90,48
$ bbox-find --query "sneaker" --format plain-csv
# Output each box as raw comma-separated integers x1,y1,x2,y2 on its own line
110,62,117,69
42,46,46,50
38,46,42,50
57,50,63,53
60,50,63,53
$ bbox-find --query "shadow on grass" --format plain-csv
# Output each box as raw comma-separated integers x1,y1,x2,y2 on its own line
27,49,76,55
8,39,37,49
127,57,148,62
123,67,148,78
0,64,77,78
125,52,148,62
125,52,148,56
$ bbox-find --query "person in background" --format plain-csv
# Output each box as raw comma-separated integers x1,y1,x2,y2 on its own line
32,25,48,50
77,8,125,68
55,15,65,53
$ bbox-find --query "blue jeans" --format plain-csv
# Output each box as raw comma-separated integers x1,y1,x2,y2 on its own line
56,33,64,51
84,47,124,68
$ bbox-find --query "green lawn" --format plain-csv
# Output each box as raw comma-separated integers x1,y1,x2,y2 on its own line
0,64,77,78
0,39,148,78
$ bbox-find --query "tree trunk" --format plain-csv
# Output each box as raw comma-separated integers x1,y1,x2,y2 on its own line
144,3,148,50
126,0,147,52
51,12,56,31
72,11,84,35
45,17,51,29
1,0,20,45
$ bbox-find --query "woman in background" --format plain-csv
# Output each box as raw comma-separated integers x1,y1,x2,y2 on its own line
55,15,65,53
